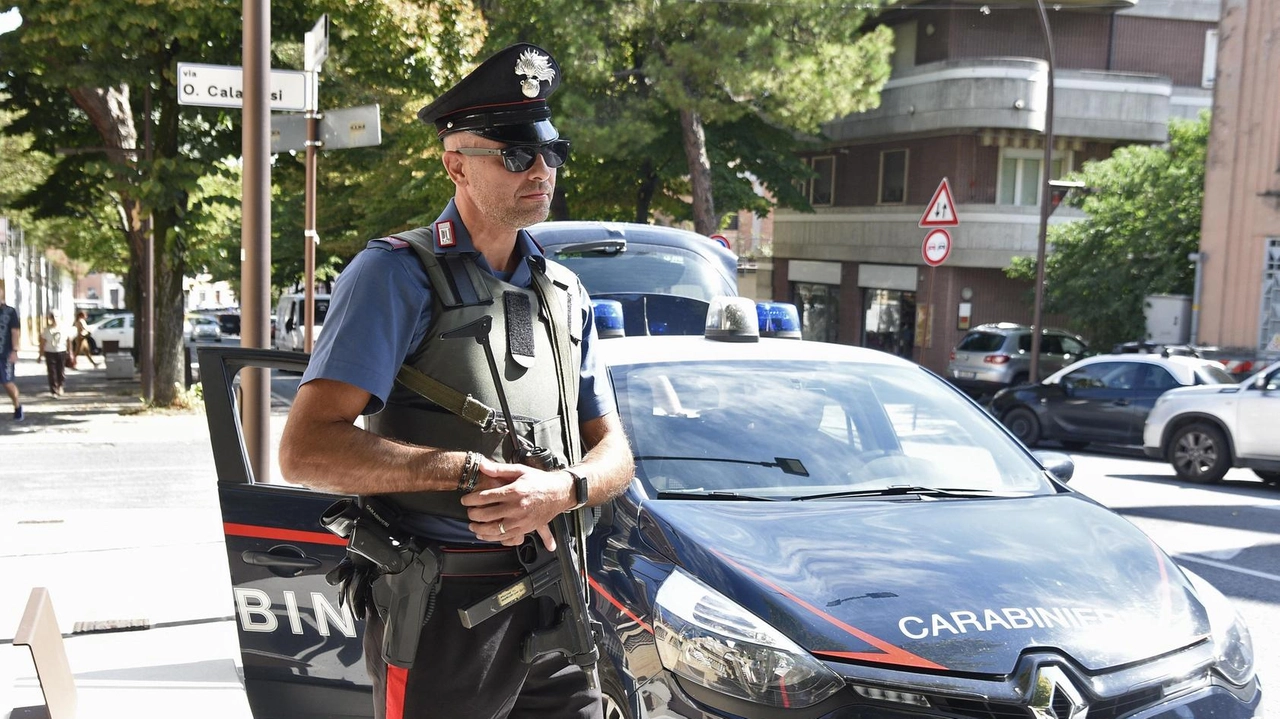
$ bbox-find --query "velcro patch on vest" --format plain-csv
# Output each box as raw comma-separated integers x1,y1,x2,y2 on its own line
504,292,536,368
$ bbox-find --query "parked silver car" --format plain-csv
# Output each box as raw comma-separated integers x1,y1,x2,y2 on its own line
947,323,1089,397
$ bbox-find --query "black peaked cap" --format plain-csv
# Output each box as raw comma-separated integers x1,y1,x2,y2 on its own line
418,43,561,144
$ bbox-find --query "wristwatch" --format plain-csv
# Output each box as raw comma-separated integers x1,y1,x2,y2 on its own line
565,468,590,510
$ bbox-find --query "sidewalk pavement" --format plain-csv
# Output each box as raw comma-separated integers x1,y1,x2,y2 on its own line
2,351,254,719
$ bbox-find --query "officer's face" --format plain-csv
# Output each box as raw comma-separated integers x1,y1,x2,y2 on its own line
444,133,556,231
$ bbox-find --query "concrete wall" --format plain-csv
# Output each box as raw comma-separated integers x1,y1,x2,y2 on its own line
1198,0,1280,354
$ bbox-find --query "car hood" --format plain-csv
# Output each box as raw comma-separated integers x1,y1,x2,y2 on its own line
1162,383,1245,400
639,494,1208,675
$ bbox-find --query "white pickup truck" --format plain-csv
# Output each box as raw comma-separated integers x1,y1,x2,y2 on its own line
1143,361,1280,484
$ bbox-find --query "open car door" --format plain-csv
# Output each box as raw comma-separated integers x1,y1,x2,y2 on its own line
199,346,373,719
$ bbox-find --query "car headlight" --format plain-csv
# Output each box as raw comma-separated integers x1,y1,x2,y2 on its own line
1187,572,1255,686
654,568,845,708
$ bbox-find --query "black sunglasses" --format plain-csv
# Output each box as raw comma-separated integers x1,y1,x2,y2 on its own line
453,139,571,173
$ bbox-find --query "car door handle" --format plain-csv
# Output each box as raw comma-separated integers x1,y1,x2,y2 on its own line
240,550,323,570
1112,399,1130,406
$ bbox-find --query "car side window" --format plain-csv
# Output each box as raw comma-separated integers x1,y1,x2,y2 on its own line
1040,335,1064,354
1138,365,1180,391
1060,337,1087,355
102,318,122,329
1065,362,1135,390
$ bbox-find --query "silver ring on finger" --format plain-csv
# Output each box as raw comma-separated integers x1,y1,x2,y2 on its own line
499,522,506,535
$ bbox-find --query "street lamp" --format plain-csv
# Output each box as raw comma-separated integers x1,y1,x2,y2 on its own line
1027,0,1057,385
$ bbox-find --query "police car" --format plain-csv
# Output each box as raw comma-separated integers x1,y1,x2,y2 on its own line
529,221,739,337
203,298,1260,719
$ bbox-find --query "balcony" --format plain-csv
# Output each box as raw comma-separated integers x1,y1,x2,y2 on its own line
823,58,1172,144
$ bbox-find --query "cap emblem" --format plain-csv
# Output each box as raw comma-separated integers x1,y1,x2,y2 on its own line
514,49,556,99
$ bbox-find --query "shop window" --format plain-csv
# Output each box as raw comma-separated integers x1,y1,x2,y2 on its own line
998,149,1067,206
879,149,908,204
792,282,838,342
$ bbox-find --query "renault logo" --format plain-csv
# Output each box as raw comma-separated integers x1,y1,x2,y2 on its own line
1029,666,1089,719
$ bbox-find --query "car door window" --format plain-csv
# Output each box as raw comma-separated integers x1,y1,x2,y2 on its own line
1040,335,1064,355
102,318,123,329
1064,362,1136,390
1138,365,1181,391
1060,337,1087,356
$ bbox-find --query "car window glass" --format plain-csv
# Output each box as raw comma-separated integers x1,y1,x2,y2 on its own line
613,360,1050,498
102,318,123,329
1061,337,1087,355
551,245,730,301
1040,335,1063,354
315,299,330,325
1198,364,1235,384
1138,365,1181,391
956,332,1005,353
1064,362,1135,389
1017,334,1032,352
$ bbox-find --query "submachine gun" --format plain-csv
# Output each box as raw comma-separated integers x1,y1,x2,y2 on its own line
442,316,602,688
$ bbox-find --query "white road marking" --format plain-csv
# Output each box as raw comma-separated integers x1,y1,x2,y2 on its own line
1177,554,1280,583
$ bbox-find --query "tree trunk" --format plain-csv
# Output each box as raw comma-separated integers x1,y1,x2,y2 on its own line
679,108,716,236
634,159,658,224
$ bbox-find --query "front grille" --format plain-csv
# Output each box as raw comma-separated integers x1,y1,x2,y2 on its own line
1090,687,1163,719
932,697,1031,719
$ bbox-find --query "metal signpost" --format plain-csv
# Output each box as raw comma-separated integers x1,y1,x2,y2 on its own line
303,15,327,353
919,179,961,362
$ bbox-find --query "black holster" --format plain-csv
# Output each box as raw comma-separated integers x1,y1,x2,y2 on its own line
321,497,442,669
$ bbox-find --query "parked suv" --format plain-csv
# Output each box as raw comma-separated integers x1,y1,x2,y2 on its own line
947,323,1089,397
1143,360,1280,484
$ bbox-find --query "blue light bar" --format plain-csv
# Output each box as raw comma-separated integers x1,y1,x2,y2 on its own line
757,302,801,339
592,299,625,338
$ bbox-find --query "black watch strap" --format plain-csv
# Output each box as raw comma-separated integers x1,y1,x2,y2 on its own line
566,469,589,510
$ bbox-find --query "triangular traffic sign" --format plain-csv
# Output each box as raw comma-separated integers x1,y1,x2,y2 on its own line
919,178,959,228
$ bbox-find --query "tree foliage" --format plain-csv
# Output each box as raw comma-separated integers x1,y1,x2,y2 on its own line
1007,113,1210,350
479,0,894,231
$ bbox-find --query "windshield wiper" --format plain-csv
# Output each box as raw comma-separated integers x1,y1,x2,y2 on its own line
635,455,809,476
656,490,776,501
792,486,1003,501
554,239,626,255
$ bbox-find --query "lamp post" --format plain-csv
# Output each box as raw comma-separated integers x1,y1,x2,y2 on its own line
1028,0,1057,384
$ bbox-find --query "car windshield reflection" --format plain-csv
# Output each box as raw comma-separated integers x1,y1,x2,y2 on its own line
613,360,1052,500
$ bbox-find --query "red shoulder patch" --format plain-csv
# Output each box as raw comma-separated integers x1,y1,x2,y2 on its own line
385,236,410,249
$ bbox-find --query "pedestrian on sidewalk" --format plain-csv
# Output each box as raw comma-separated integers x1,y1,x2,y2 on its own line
71,310,99,369
0,287,22,420
38,312,68,396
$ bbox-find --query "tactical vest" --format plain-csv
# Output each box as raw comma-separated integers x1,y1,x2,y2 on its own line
369,228,585,520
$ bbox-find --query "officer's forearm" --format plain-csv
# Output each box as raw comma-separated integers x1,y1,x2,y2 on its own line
572,412,635,508
281,389,468,496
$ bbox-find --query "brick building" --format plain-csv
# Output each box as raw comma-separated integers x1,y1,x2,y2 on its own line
772,0,1220,373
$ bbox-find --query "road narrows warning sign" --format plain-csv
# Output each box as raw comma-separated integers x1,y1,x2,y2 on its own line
919,178,960,228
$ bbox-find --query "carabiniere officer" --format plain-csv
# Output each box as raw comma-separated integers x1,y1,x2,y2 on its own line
280,43,635,719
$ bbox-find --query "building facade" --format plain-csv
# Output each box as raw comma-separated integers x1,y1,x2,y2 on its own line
1,217,77,349
772,0,1219,373
1197,0,1280,360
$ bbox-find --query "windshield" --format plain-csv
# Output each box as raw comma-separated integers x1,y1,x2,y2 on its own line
613,360,1053,500
550,244,732,302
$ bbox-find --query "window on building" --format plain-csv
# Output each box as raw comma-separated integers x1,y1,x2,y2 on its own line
810,156,834,206
879,149,908,204
725,214,740,231
1202,30,1218,89
998,149,1068,206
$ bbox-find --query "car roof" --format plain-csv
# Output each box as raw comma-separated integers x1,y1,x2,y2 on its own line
596,334,920,369
527,220,738,285
1045,353,1225,384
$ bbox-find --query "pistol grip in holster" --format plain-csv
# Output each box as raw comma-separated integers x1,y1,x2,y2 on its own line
371,545,442,669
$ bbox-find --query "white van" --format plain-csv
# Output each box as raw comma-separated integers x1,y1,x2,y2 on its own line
273,293,331,352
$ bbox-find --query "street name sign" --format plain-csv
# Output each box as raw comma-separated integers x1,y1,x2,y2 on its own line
919,178,960,228
270,104,382,154
922,228,952,267
177,62,308,112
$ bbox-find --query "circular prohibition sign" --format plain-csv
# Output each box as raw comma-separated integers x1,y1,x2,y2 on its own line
921,228,952,267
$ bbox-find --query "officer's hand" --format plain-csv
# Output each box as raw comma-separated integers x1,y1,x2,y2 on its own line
461,458,571,550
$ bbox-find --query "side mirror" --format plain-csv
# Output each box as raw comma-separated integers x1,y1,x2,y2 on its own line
285,318,296,333
1033,451,1075,483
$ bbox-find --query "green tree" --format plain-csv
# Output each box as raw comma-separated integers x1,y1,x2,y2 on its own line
1007,113,1210,350
480,0,894,232
0,0,482,404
